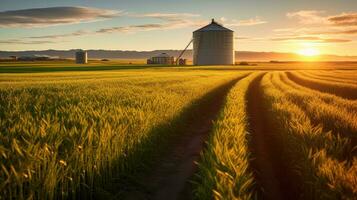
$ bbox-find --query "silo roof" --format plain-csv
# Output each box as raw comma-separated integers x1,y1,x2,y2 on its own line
154,53,172,58
194,19,233,32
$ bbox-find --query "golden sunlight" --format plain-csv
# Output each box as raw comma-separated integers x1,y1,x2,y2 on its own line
298,48,320,57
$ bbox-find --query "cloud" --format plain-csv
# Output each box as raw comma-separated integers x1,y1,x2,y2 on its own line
312,28,357,35
3,12,202,43
0,39,58,44
328,13,357,26
235,37,251,40
2,10,267,46
96,24,167,33
130,13,200,21
287,10,357,27
235,36,266,41
276,11,357,39
274,26,357,36
225,17,267,27
271,36,351,43
0,6,121,27
97,12,204,34
101,13,266,35
287,10,327,25
26,30,90,39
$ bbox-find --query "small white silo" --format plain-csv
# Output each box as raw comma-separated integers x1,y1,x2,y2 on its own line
193,19,234,65
150,53,175,65
75,50,88,64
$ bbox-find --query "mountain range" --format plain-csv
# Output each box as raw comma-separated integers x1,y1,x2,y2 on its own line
1,49,357,61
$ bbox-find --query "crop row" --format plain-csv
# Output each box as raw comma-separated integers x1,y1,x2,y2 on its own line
265,72,356,199
286,71,357,100
195,70,356,199
0,70,246,199
194,72,263,199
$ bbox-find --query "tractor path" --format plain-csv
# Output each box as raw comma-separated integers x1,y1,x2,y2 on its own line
246,73,299,200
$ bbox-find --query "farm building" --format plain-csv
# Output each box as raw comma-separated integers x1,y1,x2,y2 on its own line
75,50,88,64
147,53,175,65
193,19,234,65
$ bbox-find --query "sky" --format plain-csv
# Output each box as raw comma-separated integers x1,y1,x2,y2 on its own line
0,0,357,56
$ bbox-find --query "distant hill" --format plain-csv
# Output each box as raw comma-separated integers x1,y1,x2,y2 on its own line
1,49,357,61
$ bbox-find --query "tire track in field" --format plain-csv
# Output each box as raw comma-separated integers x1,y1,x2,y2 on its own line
246,73,300,200
118,74,249,200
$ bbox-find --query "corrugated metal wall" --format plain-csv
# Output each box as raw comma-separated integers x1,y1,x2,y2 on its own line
193,30,234,65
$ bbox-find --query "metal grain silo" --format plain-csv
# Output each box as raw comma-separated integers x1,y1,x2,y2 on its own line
193,19,234,65
75,50,88,64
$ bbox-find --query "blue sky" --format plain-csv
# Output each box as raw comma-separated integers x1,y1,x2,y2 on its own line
0,0,356,55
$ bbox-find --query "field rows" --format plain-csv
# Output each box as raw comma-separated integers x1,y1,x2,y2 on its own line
194,70,357,199
0,68,356,199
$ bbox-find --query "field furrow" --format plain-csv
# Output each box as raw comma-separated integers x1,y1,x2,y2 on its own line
247,73,299,200
311,70,357,81
272,73,357,159
298,71,357,85
304,71,357,84
262,73,357,199
286,71,357,100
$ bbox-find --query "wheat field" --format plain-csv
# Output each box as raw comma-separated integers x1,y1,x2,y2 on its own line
0,63,356,199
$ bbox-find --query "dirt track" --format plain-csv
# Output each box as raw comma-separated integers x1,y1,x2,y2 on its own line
246,73,299,200
116,75,246,200
149,76,244,200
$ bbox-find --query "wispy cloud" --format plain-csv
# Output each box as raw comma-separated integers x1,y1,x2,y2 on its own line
276,10,357,41
97,12,204,34
235,37,252,40
287,10,327,25
1,10,267,45
130,13,200,21
328,13,357,26
26,30,90,39
287,10,357,27
0,6,121,28
0,39,58,44
96,24,166,33
96,13,266,35
224,17,267,27
272,36,351,43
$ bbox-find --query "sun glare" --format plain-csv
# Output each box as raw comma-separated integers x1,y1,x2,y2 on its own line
298,48,320,57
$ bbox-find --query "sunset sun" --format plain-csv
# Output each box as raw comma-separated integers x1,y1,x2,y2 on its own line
298,48,320,57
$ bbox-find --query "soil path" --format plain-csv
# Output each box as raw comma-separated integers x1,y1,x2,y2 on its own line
149,76,244,200
246,73,299,200
120,75,246,200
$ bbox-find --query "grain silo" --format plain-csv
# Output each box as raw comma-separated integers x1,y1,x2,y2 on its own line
75,50,88,64
148,53,175,65
193,19,234,65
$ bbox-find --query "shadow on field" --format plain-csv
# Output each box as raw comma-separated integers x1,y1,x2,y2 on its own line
0,65,171,73
246,73,300,200
89,75,248,200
